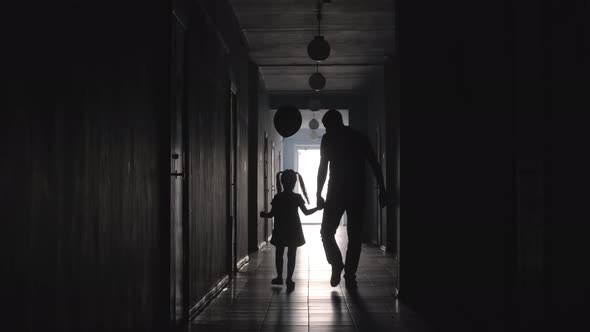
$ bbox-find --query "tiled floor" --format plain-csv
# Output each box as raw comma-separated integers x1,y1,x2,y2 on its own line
189,225,436,332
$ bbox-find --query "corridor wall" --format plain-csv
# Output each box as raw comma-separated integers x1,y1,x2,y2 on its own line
3,0,262,330
384,55,400,254
366,69,388,248
182,0,255,315
197,0,252,270
248,63,281,251
397,1,545,331
3,1,171,331
184,2,231,311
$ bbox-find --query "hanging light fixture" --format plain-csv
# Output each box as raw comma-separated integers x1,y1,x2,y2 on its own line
309,99,321,112
307,2,330,62
309,64,326,91
309,108,320,139
309,111,320,130
309,118,320,130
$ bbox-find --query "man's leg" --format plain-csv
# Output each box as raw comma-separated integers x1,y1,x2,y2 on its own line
320,200,345,286
344,203,364,289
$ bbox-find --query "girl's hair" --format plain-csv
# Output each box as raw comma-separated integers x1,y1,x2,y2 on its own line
276,169,310,204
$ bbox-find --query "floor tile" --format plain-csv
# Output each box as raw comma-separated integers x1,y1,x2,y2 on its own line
190,225,436,332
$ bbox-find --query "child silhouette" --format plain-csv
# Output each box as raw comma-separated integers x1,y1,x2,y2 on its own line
260,169,322,291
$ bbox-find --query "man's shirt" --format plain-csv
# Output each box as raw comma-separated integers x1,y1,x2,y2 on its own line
320,126,371,194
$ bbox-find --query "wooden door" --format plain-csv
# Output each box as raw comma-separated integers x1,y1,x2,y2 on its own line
170,13,188,326
263,133,269,243
375,127,386,249
228,89,238,272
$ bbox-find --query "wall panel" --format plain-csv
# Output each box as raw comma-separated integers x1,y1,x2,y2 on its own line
366,69,387,246
3,1,171,330
186,7,231,305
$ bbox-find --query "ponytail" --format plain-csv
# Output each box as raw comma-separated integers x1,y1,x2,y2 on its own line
276,171,283,193
296,172,310,204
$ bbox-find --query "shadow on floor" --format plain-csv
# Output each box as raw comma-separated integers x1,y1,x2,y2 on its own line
188,225,436,332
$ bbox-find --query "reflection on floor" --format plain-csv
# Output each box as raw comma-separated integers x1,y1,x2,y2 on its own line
190,225,436,332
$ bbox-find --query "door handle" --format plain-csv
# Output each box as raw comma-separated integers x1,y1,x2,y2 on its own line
170,172,184,177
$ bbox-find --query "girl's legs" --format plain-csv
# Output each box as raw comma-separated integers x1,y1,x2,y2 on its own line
272,246,285,284
286,246,297,285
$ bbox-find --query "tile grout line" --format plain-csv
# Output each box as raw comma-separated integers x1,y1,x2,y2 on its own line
338,228,359,332
340,284,360,332
259,249,274,332
307,245,311,332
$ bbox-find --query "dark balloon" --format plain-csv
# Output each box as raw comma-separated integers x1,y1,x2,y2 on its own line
274,105,302,137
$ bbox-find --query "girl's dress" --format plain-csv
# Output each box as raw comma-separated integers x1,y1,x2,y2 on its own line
269,191,306,247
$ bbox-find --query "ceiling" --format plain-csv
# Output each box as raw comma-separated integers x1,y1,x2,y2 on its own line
230,0,395,93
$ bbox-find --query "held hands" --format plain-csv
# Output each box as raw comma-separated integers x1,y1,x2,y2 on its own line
317,192,387,208
316,194,326,209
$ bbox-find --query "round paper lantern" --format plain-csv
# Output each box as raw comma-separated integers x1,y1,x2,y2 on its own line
309,118,320,130
309,99,321,112
307,36,331,61
309,72,326,91
273,105,302,138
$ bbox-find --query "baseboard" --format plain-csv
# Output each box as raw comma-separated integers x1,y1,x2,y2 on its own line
380,245,387,252
258,240,267,250
236,255,249,270
189,274,230,320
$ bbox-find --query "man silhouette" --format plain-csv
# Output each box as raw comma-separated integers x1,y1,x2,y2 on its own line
316,109,387,290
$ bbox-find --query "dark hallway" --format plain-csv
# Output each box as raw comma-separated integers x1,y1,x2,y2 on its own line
3,0,589,332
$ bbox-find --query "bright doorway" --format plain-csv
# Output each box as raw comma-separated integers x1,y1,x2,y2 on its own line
295,148,324,224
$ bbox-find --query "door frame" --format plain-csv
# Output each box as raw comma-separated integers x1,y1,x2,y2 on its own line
169,9,189,328
228,86,238,273
262,133,269,245
375,126,387,251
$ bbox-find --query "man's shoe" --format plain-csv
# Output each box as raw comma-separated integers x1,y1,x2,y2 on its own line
330,263,344,287
286,280,295,291
271,277,283,285
345,278,358,290
344,274,358,290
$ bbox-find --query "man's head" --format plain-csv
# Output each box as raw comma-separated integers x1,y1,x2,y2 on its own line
322,109,344,131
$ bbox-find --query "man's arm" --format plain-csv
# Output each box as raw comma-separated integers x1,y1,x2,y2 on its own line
317,135,329,208
316,156,328,208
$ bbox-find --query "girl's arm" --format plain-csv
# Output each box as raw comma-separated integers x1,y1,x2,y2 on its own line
299,203,322,216
260,208,274,218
